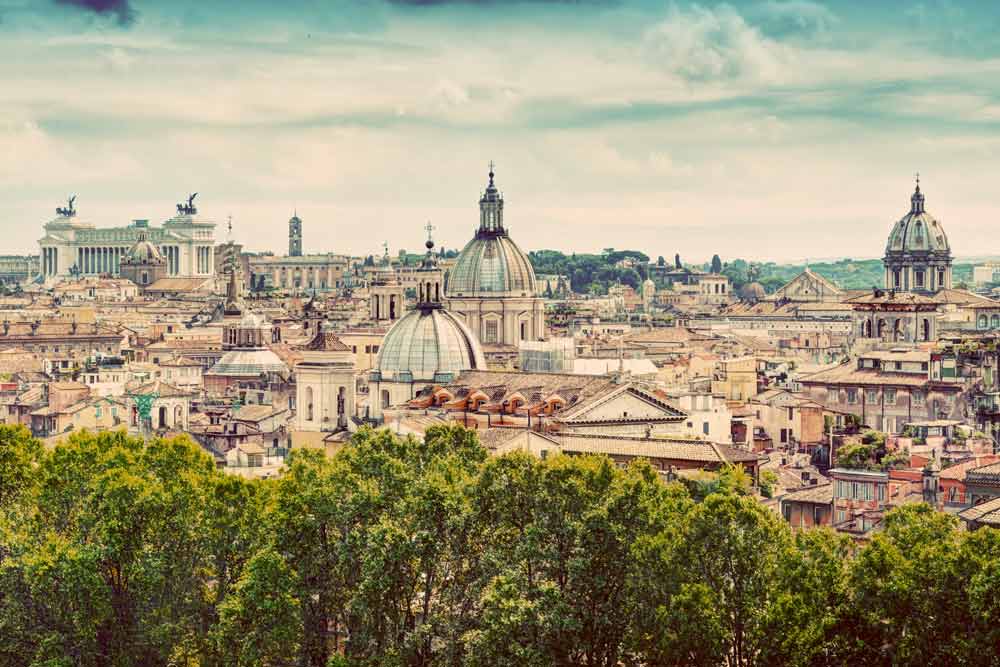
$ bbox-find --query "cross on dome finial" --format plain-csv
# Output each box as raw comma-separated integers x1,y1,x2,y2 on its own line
424,221,436,251
488,160,495,185
910,173,925,214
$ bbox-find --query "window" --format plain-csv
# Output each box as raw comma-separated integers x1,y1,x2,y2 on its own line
885,388,896,405
836,509,846,524
877,484,885,502
787,407,794,420
915,270,925,288
780,428,788,443
702,422,710,435
484,320,499,344
846,388,858,404
912,390,924,405
95,406,102,418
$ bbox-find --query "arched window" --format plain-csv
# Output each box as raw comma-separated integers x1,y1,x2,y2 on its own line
877,319,887,339
992,315,1000,329
922,318,931,341
979,314,989,329
305,386,314,421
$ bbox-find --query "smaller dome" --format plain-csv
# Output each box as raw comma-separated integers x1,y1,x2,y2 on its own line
885,182,951,256
123,233,166,265
376,308,486,382
740,282,767,303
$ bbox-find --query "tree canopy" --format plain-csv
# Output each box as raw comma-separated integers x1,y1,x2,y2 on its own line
2,424,999,666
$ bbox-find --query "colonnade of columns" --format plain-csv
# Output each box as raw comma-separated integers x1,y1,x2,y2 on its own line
76,246,124,275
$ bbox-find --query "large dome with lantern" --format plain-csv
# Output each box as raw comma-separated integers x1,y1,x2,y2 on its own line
883,178,953,294
446,167,537,298
885,181,951,256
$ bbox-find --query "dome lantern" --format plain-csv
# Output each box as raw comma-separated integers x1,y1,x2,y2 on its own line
478,161,505,237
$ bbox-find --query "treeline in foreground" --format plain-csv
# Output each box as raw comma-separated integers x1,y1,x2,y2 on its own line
2,424,1000,667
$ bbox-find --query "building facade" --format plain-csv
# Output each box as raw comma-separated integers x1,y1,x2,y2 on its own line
38,196,216,280
247,254,349,292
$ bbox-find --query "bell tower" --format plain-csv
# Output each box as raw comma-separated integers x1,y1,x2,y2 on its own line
288,212,303,257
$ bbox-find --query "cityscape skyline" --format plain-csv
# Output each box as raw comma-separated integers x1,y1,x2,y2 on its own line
4,0,1000,259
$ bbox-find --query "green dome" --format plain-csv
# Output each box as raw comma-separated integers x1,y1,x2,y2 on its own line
375,308,486,382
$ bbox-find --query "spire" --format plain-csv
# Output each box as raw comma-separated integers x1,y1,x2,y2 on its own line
911,172,925,214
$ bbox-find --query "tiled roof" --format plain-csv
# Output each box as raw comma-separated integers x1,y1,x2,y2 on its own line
799,364,932,388
781,482,833,505
145,277,214,292
233,404,287,423
846,292,941,305
958,497,1000,526
302,330,352,352
940,456,1000,480
126,378,192,398
548,432,761,464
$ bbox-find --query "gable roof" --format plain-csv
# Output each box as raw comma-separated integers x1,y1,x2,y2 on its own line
557,384,687,424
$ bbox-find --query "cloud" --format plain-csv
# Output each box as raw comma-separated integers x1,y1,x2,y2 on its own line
643,4,786,82
387,0,611,5
52,0,135,27
751,1,839,38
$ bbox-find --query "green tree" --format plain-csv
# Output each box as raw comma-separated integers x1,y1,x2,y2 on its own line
711,254,723,274
663,492,793,667
845,505,969,665
216,549,301,667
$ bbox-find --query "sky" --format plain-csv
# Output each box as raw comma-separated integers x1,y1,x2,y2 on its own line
2,0,1000,262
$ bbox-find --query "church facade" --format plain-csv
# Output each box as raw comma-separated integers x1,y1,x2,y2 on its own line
38,195,216,280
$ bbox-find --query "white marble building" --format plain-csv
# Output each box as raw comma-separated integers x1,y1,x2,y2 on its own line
38,196,216,280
